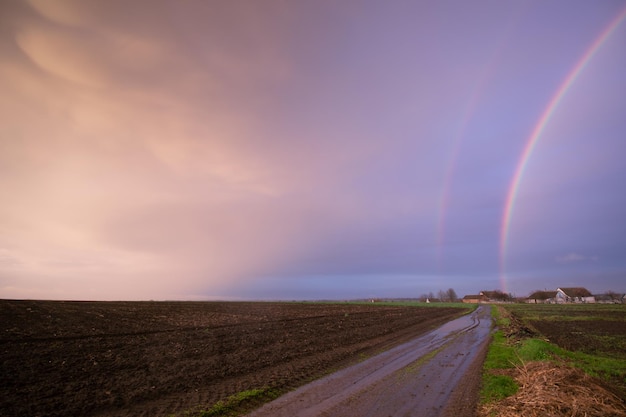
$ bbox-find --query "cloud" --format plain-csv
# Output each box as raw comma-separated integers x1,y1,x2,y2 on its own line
555,253,599,264
0,249,21,267
25,0,91,27
16,27,112,88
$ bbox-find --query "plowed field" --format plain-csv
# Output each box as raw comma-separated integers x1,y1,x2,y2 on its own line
0,300,464,417
506,304,626,359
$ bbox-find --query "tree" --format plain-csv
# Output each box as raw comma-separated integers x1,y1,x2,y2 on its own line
446,288,458,303
489,290,512,302
606,290,621,301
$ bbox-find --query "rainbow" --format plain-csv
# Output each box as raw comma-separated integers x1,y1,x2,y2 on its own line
435,93,478,268
499,7,626,292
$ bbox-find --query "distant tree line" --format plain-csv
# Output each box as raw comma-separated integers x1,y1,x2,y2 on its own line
418,288,458,303
486,290,513,302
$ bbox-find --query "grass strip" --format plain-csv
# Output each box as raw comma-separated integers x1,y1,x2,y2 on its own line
181,388,280,417
480,306,519,403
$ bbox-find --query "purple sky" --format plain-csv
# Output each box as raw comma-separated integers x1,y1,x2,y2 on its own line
1,1,625,300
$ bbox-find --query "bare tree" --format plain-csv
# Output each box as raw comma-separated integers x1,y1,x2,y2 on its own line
446,288,458,303
489,290,512,302
606,290,621,301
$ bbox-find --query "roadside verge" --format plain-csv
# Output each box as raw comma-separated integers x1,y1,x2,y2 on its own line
478,305,626,417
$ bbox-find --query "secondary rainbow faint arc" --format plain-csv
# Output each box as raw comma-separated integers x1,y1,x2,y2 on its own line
435,87,482,268
499,6,626,293
436,21,517,270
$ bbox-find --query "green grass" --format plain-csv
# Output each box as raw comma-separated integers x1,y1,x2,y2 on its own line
480,306,521,403
481,374,518,402
517,338,555,361
483,331,518,370
181,388,280,417
516,337,626,381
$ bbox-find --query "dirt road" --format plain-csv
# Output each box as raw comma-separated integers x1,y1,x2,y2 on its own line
247,305,492,417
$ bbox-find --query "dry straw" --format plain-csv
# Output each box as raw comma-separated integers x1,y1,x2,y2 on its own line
480,361,626,417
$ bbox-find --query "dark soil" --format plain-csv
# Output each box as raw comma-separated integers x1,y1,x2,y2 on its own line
0,300,463,417
527,319,626,359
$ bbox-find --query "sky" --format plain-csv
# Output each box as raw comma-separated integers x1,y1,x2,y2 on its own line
1,0,625,301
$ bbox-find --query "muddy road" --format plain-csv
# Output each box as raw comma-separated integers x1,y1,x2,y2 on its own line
247,306,492,417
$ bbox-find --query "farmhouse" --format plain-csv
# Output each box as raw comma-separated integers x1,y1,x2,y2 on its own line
479,291,498,301
462,295,482,304
526,290,557,304
555,287,595,304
